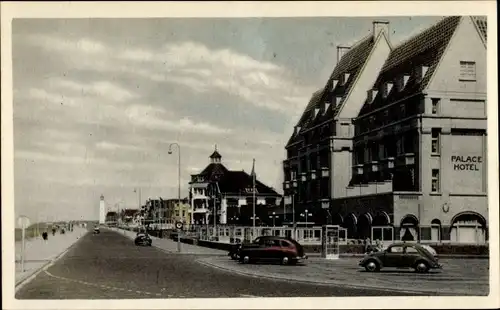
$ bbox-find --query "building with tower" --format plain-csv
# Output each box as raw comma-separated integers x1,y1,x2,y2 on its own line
189,146,282,226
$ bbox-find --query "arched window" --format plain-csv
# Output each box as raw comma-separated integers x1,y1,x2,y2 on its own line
343,213,357,239
357,213,373,240
430,219,441,242
450,212,487,244
400,215,419,241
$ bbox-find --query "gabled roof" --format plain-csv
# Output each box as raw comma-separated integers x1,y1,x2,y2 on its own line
199,162,229,177
217,171,280,196
286,34,377,147
358,16,462,116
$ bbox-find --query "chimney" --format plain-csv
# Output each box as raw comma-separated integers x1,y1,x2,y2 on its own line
373,20,390,39
337,45,351,63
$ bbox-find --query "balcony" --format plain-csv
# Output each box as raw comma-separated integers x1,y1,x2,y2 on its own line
320,199,330,209
192,192,208,200
292,179,298,188
370,161,379,173
310,170,317,180
321,167,329,177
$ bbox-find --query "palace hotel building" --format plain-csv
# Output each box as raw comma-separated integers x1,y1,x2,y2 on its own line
283,16,488,244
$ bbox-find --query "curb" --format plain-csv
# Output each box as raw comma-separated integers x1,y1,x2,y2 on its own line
196,259,461,296
15,230,89,292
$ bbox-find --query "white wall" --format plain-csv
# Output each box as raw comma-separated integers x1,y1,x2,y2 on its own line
427,17,487,99
337,32,392,120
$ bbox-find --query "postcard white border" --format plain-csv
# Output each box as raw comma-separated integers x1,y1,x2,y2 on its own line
1,1,498,309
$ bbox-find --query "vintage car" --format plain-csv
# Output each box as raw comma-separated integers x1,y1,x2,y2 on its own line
134,232,152,246
238,236,307,265
359,242,442,273
93,226,100,234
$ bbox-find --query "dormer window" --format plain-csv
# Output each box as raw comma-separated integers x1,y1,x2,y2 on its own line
401,75,410,90
323,102,331,114
343,73,351,85
382,82,393,98
314,108,320,117
367,89,378,103
334,96,342,106
417,65,429,81
332,79,339,91
294,126,301,135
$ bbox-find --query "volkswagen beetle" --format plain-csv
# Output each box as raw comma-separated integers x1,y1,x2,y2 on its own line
359,242,442,273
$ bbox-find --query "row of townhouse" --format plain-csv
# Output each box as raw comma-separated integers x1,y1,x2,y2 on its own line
283,16,488,244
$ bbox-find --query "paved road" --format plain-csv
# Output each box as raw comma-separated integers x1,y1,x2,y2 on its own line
16,229,422,299
199,256,489,296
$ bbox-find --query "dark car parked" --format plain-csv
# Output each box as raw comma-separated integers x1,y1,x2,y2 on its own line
135,232,152,246
237,236,307,265
93,227,100,234
359,242,442,273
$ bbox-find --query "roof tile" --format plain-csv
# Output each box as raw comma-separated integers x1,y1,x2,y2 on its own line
358,16,461,116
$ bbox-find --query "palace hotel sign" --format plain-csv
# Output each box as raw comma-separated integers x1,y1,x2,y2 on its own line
451,155,482,171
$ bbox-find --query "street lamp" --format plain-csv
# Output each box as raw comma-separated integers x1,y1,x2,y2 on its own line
134,188,142,227
269,211,278,227
168,142,182,251
301,209,313,240
168,143,181,208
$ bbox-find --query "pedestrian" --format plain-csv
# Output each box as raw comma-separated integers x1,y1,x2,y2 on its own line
364,237,372,253
42,231,48,242
52,227,56,236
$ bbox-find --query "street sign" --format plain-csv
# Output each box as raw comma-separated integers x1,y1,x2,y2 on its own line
18,216,30,229
175,222,183,230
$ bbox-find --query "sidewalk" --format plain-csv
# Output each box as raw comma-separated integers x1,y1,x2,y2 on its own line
15,227,88,285
111,228,227,256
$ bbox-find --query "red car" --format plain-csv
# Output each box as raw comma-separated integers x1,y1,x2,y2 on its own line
238,236,307,265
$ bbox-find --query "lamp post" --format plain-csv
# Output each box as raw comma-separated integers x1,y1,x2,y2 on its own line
134,188,142,227
269,211,278,227
301,209,313,240
168,142,182,252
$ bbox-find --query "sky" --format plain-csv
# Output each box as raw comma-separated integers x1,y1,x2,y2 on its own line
12,16,444,222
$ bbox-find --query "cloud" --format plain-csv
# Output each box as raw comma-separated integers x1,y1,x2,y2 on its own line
28,35,107,55
13,30,314,221
124,104,231,135
53,78,136,102
25,34,315,115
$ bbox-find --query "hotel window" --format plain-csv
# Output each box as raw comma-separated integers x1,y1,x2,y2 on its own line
431,129,440,154
431,98,440,114
431,169,440,192
400,104,406,118
175,210,180,217
459,61,476,81
396,136,403,155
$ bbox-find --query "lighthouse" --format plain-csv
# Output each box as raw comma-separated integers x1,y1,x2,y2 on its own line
99,194,106,224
